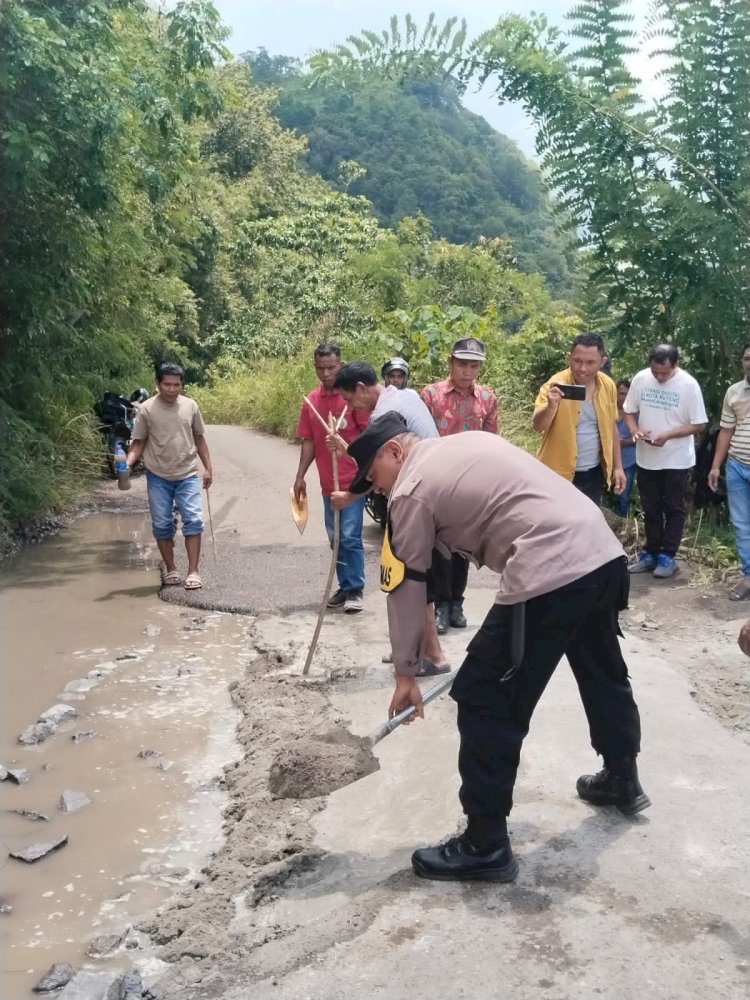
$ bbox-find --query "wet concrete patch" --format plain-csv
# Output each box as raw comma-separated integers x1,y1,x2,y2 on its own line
268,730,380,799
158,542,380,615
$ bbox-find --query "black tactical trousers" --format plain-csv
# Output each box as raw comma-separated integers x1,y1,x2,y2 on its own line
450,558,641,820
431,552,470,604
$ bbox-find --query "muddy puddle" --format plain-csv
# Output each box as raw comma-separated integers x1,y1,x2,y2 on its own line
0,512,249,999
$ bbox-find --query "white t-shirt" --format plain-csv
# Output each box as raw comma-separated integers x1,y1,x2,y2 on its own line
623,367,707,470
373,386,439,439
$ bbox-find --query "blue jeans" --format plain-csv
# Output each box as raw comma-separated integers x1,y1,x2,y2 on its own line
322,495,366,593
726,456,750,576
146,471,203,539
616,465,637,517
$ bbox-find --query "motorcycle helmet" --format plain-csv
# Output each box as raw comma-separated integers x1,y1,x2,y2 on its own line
130,388,150,404
381,357,410,389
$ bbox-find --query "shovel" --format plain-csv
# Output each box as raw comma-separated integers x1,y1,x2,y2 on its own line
367,670,456,746
268,671,457,799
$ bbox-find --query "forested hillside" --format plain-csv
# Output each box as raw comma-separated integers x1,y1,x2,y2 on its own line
3,2,747,546
244,49,574,295
0,1,576,543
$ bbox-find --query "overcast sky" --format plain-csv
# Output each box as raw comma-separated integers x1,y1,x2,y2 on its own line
212,0,661,158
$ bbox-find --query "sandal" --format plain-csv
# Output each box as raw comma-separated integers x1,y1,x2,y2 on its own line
416,658,451,677
161,569,182,586
184,573,203,591
728,582,750,602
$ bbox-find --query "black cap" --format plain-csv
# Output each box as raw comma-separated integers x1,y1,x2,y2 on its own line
451,336,486,361
347,411,408,494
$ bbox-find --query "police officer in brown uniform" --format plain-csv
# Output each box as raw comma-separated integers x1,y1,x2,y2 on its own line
347,411,649,883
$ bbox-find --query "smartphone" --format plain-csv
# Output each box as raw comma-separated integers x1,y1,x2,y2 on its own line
553,383,586,402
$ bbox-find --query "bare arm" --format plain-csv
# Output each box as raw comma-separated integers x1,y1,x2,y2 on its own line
624,413,640,437
294,439,315,502
194,433,213,488
483,394,499,434
126,438,146,469
648,422,707,448
532,384,563,432
611,422,625,493
708,427,734,491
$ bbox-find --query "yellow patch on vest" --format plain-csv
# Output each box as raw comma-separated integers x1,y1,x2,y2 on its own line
380,526,406,592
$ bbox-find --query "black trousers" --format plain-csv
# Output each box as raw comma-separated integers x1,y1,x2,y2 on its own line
450,558,641,820
636,466,688,557
572,464,605,505
432,552,469,604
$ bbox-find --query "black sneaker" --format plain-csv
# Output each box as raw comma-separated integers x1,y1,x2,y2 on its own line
343,590,364,614
412,833,518,883
327,589,346,609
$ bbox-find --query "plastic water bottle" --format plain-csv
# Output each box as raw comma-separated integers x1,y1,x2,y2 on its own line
114,443,130,491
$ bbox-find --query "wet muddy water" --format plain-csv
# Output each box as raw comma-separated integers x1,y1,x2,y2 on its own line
1,512,248,999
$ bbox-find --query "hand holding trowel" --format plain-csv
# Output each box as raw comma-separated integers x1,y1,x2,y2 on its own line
289,487,308,535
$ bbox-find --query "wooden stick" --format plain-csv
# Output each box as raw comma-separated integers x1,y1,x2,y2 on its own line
205,487,217,561
303,395,348,437
303,413,341,676
303,395,331,433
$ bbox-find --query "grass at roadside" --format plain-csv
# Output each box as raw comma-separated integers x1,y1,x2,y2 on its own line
0,403,105,553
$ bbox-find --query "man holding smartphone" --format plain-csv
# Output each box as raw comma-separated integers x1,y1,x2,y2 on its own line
533,332,625,505
623,344,707,579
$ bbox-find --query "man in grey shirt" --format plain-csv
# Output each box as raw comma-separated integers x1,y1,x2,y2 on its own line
347,412,649,884
330,362,449,676
334,361,439,440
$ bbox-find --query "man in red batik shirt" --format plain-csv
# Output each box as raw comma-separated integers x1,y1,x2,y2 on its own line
293,343,370,614
421,337,499,633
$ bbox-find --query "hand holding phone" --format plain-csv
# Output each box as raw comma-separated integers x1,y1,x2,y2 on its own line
553,383,586,402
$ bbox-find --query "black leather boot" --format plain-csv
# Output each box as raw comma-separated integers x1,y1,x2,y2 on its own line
435,602,449,634
449,600,467,628
411,833,518,882
577,756,651,814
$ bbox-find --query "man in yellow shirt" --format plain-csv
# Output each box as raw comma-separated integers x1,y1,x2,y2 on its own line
533,333,625,505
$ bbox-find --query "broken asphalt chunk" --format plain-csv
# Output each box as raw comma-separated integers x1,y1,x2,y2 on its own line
59,790,93,813
19,722,56,746
33,961,76,993
4,767,31,784
10,835,68,862
39,704,78,726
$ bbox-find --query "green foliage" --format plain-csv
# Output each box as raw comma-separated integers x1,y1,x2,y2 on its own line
0,0,228,533
463,1,750,410
0,2,583,544
243,47,575,294
299,4,750,412
309,14,469,87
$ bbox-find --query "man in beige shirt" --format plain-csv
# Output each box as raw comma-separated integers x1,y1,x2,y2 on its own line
347,411,649,884
709,343,750,600
128,363,212,590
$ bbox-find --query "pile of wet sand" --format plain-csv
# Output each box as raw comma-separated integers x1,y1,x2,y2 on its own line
269,730,379,799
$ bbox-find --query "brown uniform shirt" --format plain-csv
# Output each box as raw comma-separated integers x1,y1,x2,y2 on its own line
132,394,206,481
386,433,624,676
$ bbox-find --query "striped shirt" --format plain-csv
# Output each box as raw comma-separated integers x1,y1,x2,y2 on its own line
720,379,750,466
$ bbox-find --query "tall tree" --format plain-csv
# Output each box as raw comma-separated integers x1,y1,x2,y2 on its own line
0,0,228,528
310,3,750,407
